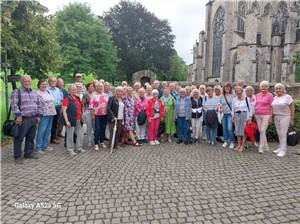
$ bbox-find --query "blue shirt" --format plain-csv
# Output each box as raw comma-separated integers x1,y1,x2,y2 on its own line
48,86,63,106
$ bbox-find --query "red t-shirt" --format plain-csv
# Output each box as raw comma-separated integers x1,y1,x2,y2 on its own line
62,96,82,120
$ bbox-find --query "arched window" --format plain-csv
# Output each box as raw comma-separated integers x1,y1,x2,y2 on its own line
272,1,288,38
296,19,300,42
264,3,273,16
251,1,260,15
237,1,245,32
212,7,225,77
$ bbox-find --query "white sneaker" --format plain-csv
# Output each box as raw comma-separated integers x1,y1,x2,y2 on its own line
229,143,235,149
67,149,77,156
258,149,264,154
100,143,106,148
222,142,228,148
150,141,156,146
155,140,160,145
277,150,286,157
254,142,259,147
273,148,281,154
168,137,172,143
94,145,99,151
78,148,86,153
46,147,53,151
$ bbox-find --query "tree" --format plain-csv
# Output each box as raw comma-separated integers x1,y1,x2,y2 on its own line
55,3,119,82
103,1,175,82
166,53,187,81
1,1,61,78
294,52,300,83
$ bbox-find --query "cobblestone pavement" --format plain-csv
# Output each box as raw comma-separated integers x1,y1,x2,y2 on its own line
1,140,300,224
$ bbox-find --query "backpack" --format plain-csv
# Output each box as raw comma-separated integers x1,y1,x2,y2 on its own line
137,111,147,126
287,127,299,146
205,110,218,127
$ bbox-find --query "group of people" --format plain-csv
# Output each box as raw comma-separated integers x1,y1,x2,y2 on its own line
10,74,295,164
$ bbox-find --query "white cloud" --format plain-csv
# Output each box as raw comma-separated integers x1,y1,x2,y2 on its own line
39,0,206,64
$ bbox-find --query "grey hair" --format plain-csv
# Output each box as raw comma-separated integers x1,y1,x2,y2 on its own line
260,80,270,88
152,89,159,95
115,86,124,93
179,88,186,93
192,89,200,96
274,83,286,93
68,84,77,92
245,85,255,92
20,74,32,83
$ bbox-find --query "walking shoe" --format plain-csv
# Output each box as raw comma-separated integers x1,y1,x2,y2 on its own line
38,150,46,155
168,136,172,143
67,149,77,156
222,142,228,148
15,159,24,164
51,139,60,144
94,145,99,151
78,148,86,153
176,140,183,144
100,143,106,148
258,149,264,154
277,150,286,157
229,143,235,149
45,147,53,151
273,148,281,154
254,142,259,147
150,141,156,146
24,153,39,159
155,140,160,145
184,141,189,145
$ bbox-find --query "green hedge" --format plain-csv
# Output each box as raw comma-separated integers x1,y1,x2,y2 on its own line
266,99,300,141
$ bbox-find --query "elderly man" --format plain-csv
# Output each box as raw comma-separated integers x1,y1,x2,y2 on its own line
11,75,43,164
74,73,87,95
169,82,179,100
175,88,191,144
48,77,63,144
152,80,163,98
133,82,142,99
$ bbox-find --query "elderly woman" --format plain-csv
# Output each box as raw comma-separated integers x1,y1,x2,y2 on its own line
220,83,235,149
90,82,109,150
146,89,165,146
255,81,274,153
62,84,85,156
190,89,203,143
272,83,295,157
161,87,176,143
82,83,95,147
145,85,153,100
107,86,125,149
123,87,141,146
232,86,251,152
35,80,57,154
134,88,148,144
245,86,256,119
203,87,221,145
175,88,191,145
133,82,142,99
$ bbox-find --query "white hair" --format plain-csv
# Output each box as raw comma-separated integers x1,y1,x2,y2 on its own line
115,86,124,93
192,89,200,96
260,80,270,88
20,74,32,83
274,83,286,93
151,89,159,95
245,85,255,92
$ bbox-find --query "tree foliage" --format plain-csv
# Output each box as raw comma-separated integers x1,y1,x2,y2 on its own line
55,3,119,82
1,0,61,78
103,1,176,82
165,53,187,81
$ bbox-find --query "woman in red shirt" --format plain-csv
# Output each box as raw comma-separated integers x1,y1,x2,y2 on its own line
62,84,85,156
146,89,165,146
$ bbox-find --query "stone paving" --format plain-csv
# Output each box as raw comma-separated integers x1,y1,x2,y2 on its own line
1,140,300,224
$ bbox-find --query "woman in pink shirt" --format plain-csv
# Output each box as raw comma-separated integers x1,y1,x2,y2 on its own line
90,82,109,150
255,81,274,153
272,83,295,157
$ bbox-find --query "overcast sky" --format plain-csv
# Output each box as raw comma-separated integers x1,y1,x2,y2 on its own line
39,0,207,64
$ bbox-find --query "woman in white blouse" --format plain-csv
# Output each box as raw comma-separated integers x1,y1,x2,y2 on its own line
232,86,251,152
272,83,295,157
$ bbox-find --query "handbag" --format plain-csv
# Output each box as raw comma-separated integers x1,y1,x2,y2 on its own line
137,110,147,126
2,89,21,137
158,122,165,136
287,127,299,146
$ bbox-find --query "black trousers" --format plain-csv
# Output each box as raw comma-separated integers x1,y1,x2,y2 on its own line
13,117,37,159
51,106,61,141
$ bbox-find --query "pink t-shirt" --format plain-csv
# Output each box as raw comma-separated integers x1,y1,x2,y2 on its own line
272,94,293,116
89,93,108,116
255,92,274,115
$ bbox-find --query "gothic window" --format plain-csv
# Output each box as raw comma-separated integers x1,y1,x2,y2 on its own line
256,33,262,45
212,7,225,77
272,1,288,35
251,1,260,15
263,3,273,16
296,19,300,42
237,1,245,32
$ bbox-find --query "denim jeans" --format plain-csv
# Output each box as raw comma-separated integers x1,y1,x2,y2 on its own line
205,124,218,144
36,116,54,151
94,115,107,144
177,117,189,141
222,113,235,143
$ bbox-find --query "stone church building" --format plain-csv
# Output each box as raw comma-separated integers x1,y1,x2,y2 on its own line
188,0,300,84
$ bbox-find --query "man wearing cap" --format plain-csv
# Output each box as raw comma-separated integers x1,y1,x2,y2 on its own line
74,73,87,95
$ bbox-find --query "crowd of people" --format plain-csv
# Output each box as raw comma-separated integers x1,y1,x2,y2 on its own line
10,74,295,164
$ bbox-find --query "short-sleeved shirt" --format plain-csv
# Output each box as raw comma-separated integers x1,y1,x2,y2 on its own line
272,94,293,116
89,93,108,115
220,94,235,114
203,96,221,110
255,92,274,115
37,90,57,116
62,96,82,120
